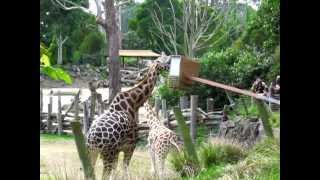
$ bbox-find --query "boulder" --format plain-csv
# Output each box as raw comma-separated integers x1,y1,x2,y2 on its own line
218,117,260,148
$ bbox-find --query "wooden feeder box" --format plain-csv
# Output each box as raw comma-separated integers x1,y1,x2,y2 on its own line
168,55,200,88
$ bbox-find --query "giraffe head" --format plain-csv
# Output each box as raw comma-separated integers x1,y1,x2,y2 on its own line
152,55,171,72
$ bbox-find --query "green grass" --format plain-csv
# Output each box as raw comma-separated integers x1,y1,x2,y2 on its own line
40,133,74,142
192,164,225,180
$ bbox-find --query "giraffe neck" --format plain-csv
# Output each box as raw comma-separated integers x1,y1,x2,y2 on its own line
144,103,162,129
108,63,161,121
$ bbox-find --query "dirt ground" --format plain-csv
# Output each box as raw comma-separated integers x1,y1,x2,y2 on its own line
40,136,180,180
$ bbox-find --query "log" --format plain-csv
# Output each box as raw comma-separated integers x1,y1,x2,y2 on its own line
190,95,198,144
52,91,79,96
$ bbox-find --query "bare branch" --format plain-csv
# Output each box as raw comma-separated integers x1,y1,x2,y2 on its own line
52,0,93,15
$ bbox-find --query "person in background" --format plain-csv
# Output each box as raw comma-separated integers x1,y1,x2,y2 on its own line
251,77,268,96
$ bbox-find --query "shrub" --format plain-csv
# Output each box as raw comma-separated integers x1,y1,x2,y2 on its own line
199,138,246,169
154,83,185,107
169,137,246,178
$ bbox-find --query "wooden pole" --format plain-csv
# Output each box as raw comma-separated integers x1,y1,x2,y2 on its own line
206,98,214,113
190,95,198,144
83,102,90,135
71,94,95,180
47,104,52,133
57,92,63,135
162,99,169,127
89,82,97,126
154,97,161,117
96,93,104,115
47,90,53,133
180,96,189,110
187,76,280,105
40,89,43,128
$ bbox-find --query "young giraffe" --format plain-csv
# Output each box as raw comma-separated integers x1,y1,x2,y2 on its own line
86,56,170,180
144,102,181,180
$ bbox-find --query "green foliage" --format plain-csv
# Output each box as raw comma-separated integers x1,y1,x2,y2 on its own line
40,44,73,84
41,0,105,65
242,0,280,53
41,66,73,85
154,83,185,107
124,57,138,66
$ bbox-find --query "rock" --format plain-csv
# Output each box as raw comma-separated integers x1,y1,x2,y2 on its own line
218,117,260,148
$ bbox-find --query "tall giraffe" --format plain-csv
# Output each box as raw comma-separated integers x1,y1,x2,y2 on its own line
144,102,181,180
86,56,170,179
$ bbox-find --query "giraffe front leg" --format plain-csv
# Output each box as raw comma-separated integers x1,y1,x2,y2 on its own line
158,157,165,180
149,147,157,176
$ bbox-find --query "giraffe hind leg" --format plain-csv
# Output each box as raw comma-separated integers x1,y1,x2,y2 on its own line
101,150,119,180
122,145,136,180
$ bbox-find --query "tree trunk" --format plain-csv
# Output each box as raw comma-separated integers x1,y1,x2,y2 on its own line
105,0,121,103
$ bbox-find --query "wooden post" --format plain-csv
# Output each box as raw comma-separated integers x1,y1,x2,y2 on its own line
57,92,63,135
83,101,90,134
190,95,198,144
162,99,169,127
180,96,189,110
71,95,95,180
75,92,80,121
47,91,53,133
222,105,228,121
154,97,161,117
89,82,97,126
206,98,214,113
40,89,43,128
96,93,104,115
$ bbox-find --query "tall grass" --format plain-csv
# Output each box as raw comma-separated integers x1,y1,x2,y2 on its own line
169,137,246,178
219,138,280,180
